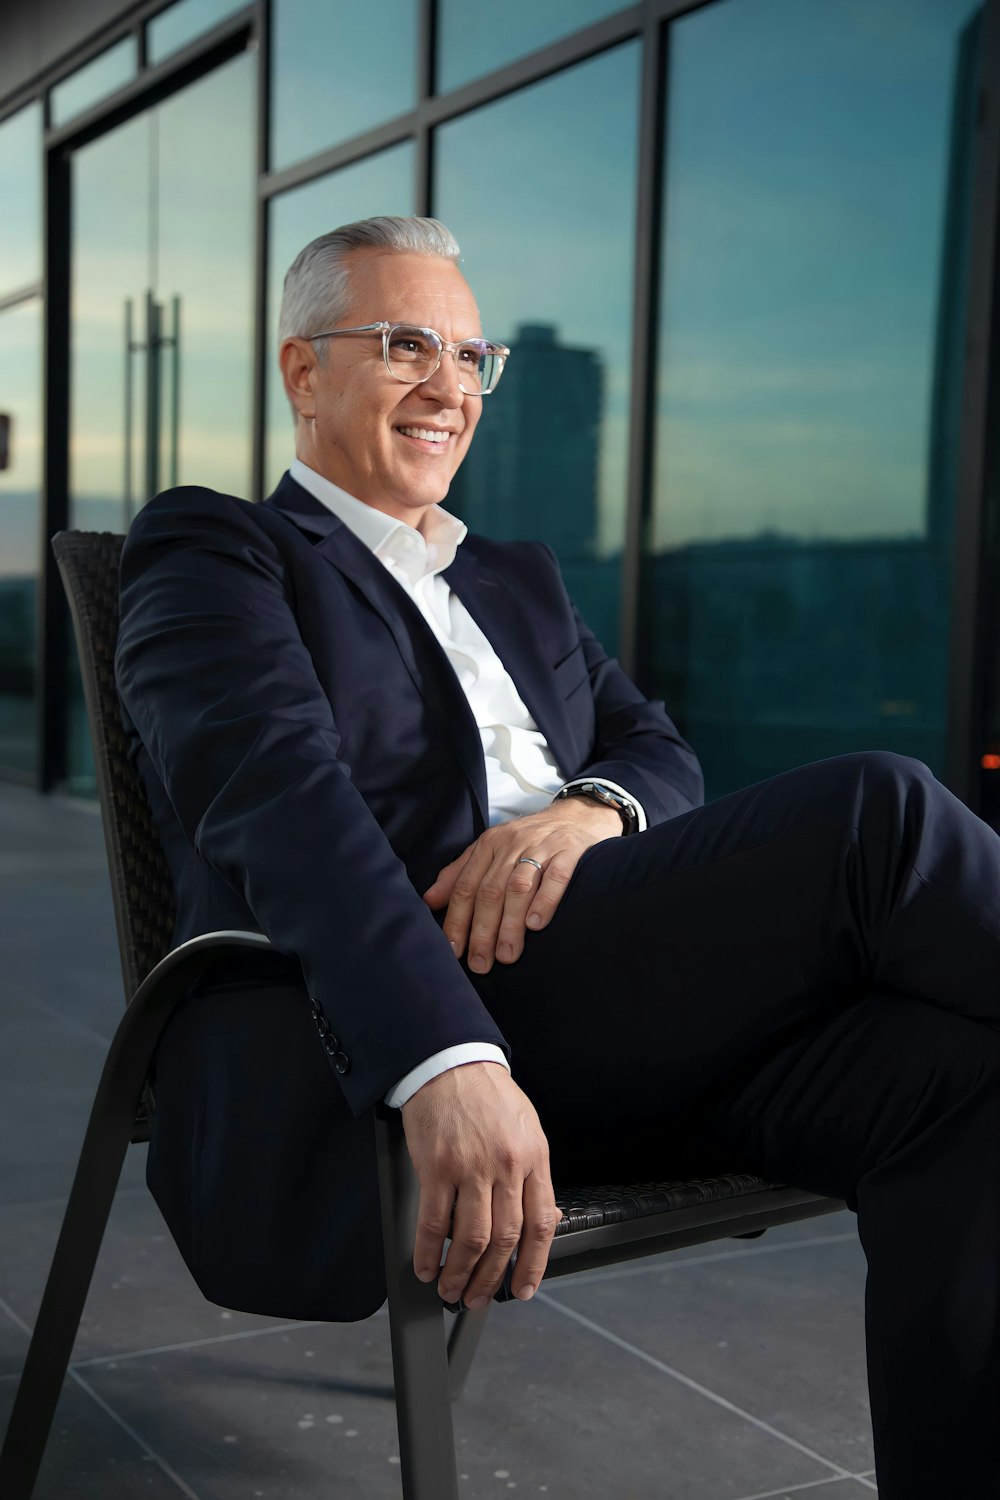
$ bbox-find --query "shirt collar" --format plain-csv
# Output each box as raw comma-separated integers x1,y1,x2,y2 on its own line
289,459,467,584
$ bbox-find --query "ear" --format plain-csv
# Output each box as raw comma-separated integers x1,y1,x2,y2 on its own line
279,337,320,422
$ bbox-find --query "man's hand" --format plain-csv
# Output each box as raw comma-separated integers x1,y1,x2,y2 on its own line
422,799,621,972
401,1061,561,1306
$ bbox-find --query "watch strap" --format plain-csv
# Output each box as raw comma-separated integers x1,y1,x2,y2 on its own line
554,780,639,834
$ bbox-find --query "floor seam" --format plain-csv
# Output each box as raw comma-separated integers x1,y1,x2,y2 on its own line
0,1185,148,1217
68,1369,206,1500
536,1290,855,1482
0,1292,206,1500
71,1319,335,1367
3,1305,388,1374
4,988,116,1048
732,1472,876,1500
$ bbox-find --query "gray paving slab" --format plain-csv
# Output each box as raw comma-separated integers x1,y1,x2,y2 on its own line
733,1483,876,1500
84,1303,846,1500
546,1233,873,1477
0,1371,199,1499
0,1189,291,1373
0,783,145,1205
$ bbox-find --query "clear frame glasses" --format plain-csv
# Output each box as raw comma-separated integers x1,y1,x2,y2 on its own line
306,320,509,396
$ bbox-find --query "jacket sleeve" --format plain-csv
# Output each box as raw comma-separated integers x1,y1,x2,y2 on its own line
539,548,704,823
574,604,705,823
115,488,509,1117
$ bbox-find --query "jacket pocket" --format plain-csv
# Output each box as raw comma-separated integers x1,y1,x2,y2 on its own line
553,643,588,698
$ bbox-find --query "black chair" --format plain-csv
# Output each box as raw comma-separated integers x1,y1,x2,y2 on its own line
0,529,843,1500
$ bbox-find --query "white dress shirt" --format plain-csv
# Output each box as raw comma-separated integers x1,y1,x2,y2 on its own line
288,460,645,1106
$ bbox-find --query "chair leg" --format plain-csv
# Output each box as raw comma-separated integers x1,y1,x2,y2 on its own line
0,1044,142,1496
376,1110,460,1500
0,934,273,1498
447,1304,489,1400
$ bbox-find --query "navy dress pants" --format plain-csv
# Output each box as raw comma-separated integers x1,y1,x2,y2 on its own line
471,751,1000,1499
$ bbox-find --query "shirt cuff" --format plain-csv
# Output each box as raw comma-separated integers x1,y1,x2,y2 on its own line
557,777,648,833
384,1043,512,1109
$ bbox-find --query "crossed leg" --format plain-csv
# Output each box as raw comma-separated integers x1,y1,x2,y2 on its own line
472,751,1000,1497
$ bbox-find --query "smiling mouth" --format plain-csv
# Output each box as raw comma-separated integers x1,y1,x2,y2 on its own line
396,425,454,445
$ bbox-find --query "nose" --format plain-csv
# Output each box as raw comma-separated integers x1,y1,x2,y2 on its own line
420,346,465,405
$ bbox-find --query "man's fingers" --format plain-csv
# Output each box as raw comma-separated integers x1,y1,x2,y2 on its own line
523,855,575,933
495,853,576,962
448,851,506,970
459,1181,525,1306
401,1066,559,1311
437,1183,494,1304
508,1171,561,1300
412,1180,457,1285
494,856,544,964
422,844,476,910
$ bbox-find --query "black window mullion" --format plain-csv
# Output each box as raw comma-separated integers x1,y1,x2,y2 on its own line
619,9,668,681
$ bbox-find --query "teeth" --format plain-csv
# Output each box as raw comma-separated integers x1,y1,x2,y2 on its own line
398,426,450,443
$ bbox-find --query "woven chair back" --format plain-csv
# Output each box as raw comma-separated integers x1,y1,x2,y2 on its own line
51,531,177,1006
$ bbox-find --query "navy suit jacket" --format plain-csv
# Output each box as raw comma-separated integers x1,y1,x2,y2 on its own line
115,473,703,1319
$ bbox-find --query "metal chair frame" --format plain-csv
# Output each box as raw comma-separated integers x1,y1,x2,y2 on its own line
0,531,842,1500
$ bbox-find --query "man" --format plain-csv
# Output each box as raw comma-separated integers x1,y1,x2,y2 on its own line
117,216,1000,1498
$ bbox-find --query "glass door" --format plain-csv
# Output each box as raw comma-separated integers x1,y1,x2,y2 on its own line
67,52,256,789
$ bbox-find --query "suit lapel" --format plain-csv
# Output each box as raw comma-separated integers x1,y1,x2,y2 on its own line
443,545,578,778
266,475,490,822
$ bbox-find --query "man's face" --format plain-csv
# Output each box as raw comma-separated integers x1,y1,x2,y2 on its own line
289,250,484,523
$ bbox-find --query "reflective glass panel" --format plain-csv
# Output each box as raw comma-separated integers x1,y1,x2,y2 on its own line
265,143,414,494
51,37,137,128
0,300,42,774
69,54,256,790
0,104,42,294
648,0,980,798
435,44,640,651
270,0,417,171
148,0,245,64
436,0,627,93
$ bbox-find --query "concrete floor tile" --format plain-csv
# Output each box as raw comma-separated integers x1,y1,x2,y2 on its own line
0,1374,200,1499
0,1189,291,1372
80,1304,843,1500
0,785,145,1207
0,990,147,1205
547,1234,872,1477
733,1482,876,1500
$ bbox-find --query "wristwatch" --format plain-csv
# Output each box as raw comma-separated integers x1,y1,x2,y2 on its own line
553,781,639,835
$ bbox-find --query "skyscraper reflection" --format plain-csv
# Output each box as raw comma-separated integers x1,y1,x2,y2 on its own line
450,322,603,558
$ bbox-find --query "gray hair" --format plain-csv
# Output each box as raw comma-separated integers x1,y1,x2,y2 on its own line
278,215,462,348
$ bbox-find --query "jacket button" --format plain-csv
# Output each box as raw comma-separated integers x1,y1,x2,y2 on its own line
314,1014,330,1037
323,1033,341,1056
333,1051,351,1075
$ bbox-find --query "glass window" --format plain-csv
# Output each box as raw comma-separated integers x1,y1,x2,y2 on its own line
436,0,628,93
148,0,246,64
0,104,42,294
270,0,417,172
68,54,257,792
51,37,138,128
434,44,640,652
647,0,981,798
265,143,415,494
0,299,42,775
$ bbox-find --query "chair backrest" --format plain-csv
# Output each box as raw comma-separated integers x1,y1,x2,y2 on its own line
51,531,177,1007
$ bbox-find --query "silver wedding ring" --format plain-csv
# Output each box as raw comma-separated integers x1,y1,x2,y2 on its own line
517,856,543,872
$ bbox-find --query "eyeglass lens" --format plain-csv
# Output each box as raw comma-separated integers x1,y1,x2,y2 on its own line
385,325,503,395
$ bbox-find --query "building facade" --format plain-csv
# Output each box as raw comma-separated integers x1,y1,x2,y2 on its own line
1,0,999,815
